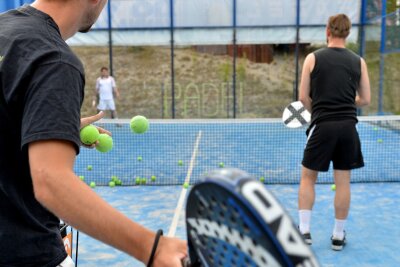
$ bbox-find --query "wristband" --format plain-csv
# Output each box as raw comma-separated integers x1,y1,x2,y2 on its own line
147,229,163,267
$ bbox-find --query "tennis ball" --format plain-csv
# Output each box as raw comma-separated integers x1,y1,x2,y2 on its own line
87,165,93,171
96,134,113,153
111,175,118,182
219,162,224,168
377,139,383,143
130,115,149,134
80,125,100,145
260,176,265,183
137,156,142,161
183,182,189,189
151,175,156,182
178,160,183,166
115,179,122,186
109,181,115,187
135,177,141,185
374,127,378,131
331,184,336,191
90,182,96,188
79,175,85,181
141,178,147,185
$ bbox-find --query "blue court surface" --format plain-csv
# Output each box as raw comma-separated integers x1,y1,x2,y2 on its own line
72,118,400,266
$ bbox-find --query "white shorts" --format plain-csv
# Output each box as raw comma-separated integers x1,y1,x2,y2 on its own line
97,99,116,111
57,256,74,267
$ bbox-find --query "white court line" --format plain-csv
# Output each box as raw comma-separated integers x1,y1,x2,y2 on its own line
167,130,202,237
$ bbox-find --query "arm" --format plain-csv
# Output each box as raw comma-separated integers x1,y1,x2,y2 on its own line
298,53,315,113
112,77,120,98
29,141,186,266
355,58,371,107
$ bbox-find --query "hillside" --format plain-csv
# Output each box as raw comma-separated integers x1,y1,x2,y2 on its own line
72,45,400,119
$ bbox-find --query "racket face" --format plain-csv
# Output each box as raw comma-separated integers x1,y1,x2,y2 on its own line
282,101,311,128
185,169,319,267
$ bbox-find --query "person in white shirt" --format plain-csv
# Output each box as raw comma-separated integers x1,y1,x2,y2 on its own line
96,67,120,118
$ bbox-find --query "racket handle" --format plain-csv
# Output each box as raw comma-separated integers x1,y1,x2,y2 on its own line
181,257,191,267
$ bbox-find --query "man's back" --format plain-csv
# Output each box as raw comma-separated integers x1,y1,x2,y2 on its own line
310,47,361,125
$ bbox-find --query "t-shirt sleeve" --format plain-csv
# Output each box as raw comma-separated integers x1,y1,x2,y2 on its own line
21,62,84,154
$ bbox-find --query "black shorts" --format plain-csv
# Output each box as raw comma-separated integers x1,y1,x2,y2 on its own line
302,120,364,172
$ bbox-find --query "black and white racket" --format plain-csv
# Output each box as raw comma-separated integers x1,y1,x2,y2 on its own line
282,101,311,128
182,168,320,267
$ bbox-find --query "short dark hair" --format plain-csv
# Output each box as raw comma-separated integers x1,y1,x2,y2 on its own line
101,66,108,72
328,14,351,38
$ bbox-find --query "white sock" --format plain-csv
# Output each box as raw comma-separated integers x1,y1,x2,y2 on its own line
299,210,311,234
333,219,346,239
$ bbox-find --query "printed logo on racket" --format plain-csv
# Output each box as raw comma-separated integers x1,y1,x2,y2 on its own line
242,181,319,266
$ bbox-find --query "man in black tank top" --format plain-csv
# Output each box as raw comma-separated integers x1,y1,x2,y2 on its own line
0,0,186,266
296,14,371,251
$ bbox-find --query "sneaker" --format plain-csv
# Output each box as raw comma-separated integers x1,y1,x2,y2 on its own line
331,232,346,251
302,232,312,245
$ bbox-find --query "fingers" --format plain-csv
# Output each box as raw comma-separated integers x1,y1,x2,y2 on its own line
96,126,112,136
80,111,105,128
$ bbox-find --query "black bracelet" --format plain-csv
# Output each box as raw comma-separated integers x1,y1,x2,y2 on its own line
147,229,163,267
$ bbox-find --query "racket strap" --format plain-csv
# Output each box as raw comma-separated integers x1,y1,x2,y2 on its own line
147,229,163,267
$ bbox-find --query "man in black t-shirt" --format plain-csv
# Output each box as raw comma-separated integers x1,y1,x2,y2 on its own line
297,14,371,251
0,1,186,266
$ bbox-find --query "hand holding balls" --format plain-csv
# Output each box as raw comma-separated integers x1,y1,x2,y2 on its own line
80,125,113,153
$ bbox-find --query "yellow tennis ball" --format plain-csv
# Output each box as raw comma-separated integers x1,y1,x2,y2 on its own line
80,125,99,145
331,184,336,191
96,134,113,153
130,115,149,134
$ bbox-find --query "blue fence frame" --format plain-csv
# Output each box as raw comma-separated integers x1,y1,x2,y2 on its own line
1,0,397,117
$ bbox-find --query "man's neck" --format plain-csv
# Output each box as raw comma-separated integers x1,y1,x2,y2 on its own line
327,37,346,48
30,0,82,40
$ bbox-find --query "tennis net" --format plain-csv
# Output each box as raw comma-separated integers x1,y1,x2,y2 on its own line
74,116,400,186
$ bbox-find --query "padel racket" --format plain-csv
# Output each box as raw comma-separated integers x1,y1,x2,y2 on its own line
182,168,320,267
282,101,311,128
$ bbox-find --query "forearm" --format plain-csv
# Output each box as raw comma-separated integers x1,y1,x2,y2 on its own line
300,97,312,113
34,169,154,263
355,95,369,107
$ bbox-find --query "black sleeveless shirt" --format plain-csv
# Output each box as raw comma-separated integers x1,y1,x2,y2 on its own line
309,47,361,126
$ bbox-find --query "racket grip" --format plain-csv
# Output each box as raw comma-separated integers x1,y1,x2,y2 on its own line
181,257,191,267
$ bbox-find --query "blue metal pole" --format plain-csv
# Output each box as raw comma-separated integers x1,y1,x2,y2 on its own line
107,0,114,76
294,0,300,101
378,0,387,115
359,0,367,57
232,0,237,118
170,0,175,119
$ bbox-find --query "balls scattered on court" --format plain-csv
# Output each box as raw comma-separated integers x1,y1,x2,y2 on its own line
80,125,99,145
331,184,336,191
377,139,383,143
87,165,93,171
219,162,224,168
137,156,142,161
141,178,147,185
96,134,113,153
79,175,85,181
135,177,141,185
183,182,189,189
109,181,115,187
130,115,149,134
178,160,183,166
90,182,96,188
260,176,265,183
151,175,156,182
